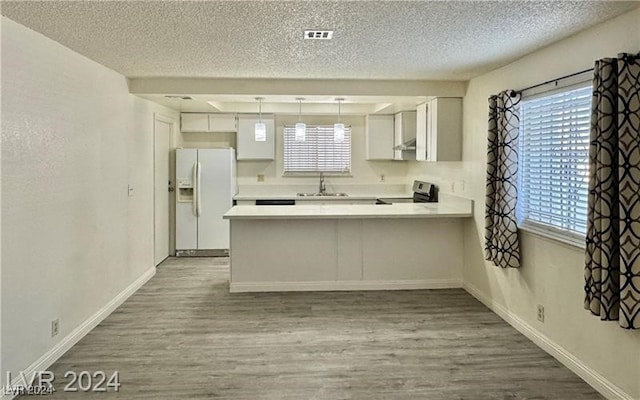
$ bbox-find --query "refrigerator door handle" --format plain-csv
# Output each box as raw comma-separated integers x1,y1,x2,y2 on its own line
196,162,202,217
192,162,198,217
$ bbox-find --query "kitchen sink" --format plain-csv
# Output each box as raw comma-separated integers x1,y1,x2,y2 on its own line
297,192,348,197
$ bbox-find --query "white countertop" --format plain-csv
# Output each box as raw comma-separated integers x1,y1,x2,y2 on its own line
223,197,473,220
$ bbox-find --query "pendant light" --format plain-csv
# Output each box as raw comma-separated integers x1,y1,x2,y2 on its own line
254,97,266,142
295,98,306,142
334,98,345,142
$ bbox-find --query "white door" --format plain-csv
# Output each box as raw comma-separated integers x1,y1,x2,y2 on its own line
154,115,172,265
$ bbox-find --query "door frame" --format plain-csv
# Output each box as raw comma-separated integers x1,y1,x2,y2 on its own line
153,113,176,264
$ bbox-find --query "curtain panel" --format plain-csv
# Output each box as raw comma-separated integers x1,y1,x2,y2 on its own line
585,53,640,329
485,90,521,269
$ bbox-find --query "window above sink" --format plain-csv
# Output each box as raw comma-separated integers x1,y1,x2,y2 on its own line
284,125,352,175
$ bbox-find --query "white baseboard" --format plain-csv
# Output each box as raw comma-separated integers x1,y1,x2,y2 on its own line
463,282,633,400
1,267,156,400
230,279,462,293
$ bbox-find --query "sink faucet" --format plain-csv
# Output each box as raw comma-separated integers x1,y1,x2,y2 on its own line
318,172,326,194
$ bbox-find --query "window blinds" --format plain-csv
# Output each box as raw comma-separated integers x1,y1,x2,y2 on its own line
283,125,351,173
518,84,592,235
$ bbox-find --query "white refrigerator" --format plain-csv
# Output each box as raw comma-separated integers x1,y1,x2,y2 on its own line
175,148,237,255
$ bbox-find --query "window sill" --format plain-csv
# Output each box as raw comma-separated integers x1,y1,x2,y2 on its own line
518,221,585,250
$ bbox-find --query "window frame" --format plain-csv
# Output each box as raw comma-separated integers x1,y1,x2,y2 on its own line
516,78,593,249
282,124,352,176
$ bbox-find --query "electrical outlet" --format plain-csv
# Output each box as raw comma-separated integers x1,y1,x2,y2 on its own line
536,304,545,322
128,185,134,197
380,174,385,182
257,174,265,182
51,318,60,337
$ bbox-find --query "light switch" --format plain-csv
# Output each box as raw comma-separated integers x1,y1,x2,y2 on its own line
128,185,134,197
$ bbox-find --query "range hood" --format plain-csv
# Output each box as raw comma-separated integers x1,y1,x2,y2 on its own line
393,137,416,151
393,111,417,158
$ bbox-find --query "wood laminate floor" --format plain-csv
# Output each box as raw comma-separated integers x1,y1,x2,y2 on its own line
35,257,602,399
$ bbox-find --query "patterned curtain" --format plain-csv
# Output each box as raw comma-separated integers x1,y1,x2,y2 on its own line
585,53,640,330
485,90,521,268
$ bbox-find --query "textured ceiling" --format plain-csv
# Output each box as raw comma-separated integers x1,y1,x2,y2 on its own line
2,1,639,81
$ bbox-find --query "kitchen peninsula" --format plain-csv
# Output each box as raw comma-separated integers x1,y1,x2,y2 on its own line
223,195,473,292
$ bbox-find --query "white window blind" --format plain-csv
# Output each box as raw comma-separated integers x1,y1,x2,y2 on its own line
283,125,351,173
518,84,592,239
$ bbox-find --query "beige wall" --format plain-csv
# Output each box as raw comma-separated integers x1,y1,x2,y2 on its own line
0,15,4,382
406,161,465,196
1,17,178,382
459,8,640,399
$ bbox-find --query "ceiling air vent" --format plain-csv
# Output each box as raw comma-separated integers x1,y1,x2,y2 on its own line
165,95,193,100
304,30,334,40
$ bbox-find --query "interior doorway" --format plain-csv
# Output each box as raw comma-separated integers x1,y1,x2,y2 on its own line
154,114,174,265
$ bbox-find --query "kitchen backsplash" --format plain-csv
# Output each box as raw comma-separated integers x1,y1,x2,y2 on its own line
237,183,412,196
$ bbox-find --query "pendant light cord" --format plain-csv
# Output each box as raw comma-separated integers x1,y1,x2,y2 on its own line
255,97,264,123
337,98,342,123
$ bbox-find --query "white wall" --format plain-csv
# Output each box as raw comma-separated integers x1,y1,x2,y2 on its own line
0,17,178,383
459,8,640,399
406,161,465,196
0,15,4,385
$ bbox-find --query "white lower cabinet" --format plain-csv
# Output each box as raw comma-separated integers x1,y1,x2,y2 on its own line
235,200,257,206
228,217,464,292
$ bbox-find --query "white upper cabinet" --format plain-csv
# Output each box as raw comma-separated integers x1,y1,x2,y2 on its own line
416,98,462,162
236,114,275,160
394,111,416,161
208,114,237,132
365,115,395,160
181,113,209,132
181,113,237,132
365,112,416,161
